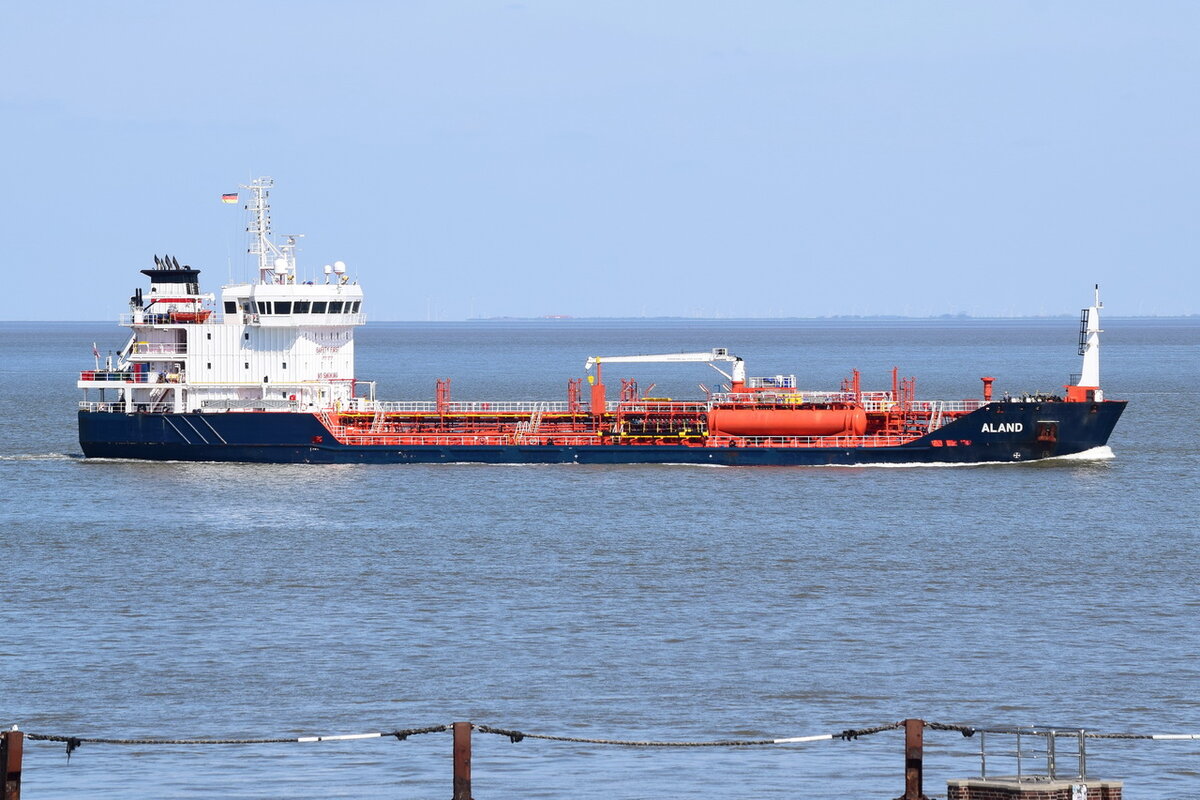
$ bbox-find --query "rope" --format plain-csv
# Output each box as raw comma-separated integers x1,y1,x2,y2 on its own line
925,723,1200,741
925,722,977,737
1086,732,1200,740
23,719,1197,762
25,725,451,758
838,722,905,740
474,722,902,747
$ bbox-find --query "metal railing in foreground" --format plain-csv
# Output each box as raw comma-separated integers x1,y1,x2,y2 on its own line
957,724,1091,781
6,718,1197,799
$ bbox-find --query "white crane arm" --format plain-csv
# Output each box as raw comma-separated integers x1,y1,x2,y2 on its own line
584,349,746,384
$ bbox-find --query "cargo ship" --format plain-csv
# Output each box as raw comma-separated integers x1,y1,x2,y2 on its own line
77,178,1126,465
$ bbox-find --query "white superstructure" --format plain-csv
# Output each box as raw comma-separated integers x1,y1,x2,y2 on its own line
78,178,370,414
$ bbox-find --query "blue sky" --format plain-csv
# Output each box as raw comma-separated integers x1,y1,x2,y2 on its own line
2,1,1196,319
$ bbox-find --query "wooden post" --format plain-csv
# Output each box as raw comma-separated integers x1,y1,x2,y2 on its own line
1,729,22,800
452,722,471,800
899,718,928,800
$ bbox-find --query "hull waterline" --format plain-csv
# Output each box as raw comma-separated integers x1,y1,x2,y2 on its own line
80,400,1126,465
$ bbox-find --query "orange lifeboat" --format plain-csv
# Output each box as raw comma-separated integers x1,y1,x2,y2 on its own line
168,310,213,324
707,407,867,437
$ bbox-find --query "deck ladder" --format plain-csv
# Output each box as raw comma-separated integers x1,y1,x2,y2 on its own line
927,401,945,433
529,404,545,433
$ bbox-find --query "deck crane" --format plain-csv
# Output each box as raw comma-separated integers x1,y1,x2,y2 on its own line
583,348,746,412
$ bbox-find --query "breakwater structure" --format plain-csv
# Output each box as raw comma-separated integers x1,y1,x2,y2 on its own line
6,718,1199,798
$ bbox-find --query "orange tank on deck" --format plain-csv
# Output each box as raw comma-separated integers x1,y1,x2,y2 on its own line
707,407,867,437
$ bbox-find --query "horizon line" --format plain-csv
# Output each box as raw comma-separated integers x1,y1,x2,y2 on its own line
3,313,1198,324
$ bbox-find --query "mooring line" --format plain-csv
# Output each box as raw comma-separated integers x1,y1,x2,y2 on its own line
24,724,452,757
1087,732,1200,740
473,722,899,747
924,722,1200,740
18,720,1200,761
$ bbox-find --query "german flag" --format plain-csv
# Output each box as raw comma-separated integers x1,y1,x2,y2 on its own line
221,193,238,204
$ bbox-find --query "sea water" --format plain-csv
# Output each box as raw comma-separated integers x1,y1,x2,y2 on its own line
2,318,1198,799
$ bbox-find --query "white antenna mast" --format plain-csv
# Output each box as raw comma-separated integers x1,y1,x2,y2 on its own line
241,177,287,284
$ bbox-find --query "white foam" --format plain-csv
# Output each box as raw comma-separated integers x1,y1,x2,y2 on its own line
821,445,1117,469
0,452,78,462
1043,445,1115,462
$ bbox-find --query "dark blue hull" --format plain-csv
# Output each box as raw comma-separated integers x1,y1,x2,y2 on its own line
79,401,1126,465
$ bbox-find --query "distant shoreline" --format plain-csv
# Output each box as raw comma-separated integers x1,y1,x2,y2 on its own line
462,314,1198,322
5,315,1197,324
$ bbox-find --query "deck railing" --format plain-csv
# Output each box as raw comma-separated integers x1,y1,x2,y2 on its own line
323,429,604,447
132,342,187,355
345,400,577,414
79,371,157,383
910,400,987,413
708,434,914,448
79,401,125,412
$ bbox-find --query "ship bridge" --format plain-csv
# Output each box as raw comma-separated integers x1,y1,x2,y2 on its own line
78,177,371,415
220,282,365,327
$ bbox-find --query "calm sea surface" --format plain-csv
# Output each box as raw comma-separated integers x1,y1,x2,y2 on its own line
2,318,1198,799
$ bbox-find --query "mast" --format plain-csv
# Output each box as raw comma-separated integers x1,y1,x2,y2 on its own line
241,177,289,284
1066,284,1104,402
1079,284,1102,390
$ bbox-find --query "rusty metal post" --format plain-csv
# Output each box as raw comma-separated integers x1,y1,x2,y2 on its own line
452,722,471,800
898,718,928,800
1,728,22,800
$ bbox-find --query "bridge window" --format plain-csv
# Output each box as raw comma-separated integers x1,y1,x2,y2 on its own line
351,301,361,312
328,301,344,313
312,301,327,313
224,301,237,313
275,301,292,315
293,301,310,313
256,301,271,314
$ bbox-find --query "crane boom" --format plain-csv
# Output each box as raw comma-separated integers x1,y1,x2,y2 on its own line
584,348,746,384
